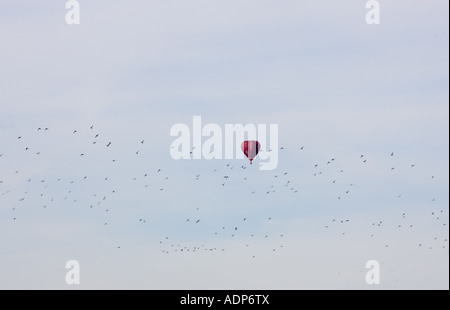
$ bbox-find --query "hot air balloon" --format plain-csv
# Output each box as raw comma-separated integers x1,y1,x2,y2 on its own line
241,141,261,164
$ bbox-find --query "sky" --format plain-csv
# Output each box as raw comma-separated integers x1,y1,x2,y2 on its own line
0,0,448,290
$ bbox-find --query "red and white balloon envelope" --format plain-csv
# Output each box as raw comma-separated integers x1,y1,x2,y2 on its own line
241,140,261,165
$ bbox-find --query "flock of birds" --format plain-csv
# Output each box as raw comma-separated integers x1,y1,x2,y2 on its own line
0,125,448,260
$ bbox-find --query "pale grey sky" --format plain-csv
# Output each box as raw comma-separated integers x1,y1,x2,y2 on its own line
0,0,448,290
